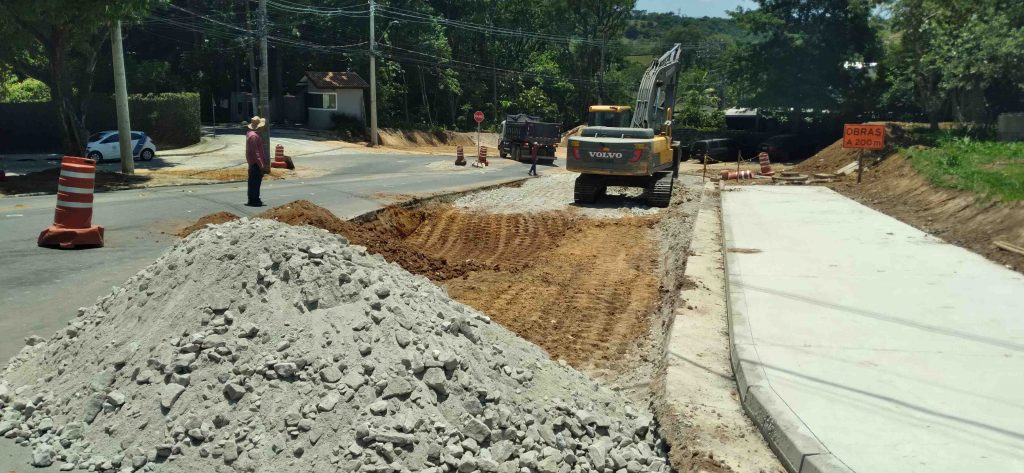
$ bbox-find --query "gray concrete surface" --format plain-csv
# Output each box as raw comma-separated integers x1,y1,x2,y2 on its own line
722,185,1024,473
0,151,533,365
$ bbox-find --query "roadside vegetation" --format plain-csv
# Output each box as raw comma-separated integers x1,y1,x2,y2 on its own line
905,131,1024,202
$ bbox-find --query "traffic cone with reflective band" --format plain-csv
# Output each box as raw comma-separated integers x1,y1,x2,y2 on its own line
455,146,466,166
271,144,288,169
757,152,774,176
719,170,754,180
38,156,104,249
473,146,489,167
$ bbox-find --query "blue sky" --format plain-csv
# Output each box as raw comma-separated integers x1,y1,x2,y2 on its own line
635,0,757,18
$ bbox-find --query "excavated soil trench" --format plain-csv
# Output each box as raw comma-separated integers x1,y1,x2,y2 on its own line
179,199,666,371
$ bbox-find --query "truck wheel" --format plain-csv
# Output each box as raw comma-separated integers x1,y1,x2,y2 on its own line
512,146,522,162
574,174,603,204
646,172,674,208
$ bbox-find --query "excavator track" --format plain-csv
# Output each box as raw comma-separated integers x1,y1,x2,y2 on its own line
574,174,605,204
646,171,674,208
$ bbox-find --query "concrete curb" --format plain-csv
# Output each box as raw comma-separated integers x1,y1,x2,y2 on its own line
159,143,230,157
720,187,855,473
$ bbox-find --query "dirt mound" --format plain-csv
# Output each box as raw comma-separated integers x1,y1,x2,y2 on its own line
150,168,288,182
183,199,663,368
176,211,240,237
378,129,498,149
792,123,915,175
254,201,496,279
559,124,585,147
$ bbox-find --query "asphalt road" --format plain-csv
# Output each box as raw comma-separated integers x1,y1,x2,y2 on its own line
0,151,530,364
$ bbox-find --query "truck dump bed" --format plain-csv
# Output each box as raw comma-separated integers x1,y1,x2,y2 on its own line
504,114,561,145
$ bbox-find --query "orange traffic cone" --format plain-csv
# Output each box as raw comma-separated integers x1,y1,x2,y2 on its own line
38,156,105,249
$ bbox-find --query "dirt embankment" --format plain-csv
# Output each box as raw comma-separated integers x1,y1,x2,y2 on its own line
2,166,298,197
179,199,666,370
0,168,151,196
377,129,498,152
793,125,1024,271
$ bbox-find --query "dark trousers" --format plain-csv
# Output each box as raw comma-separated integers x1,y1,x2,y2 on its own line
528,159,538,176
247,164,263,204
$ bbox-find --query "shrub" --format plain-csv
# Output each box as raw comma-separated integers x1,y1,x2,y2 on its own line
87,92,201,148
331,113,367,141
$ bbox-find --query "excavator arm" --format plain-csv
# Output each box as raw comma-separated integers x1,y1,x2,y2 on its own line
630,43,682,133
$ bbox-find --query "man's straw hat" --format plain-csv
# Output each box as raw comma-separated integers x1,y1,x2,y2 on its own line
246,116,267,131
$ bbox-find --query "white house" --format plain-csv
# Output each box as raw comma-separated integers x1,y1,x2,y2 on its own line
297,71,369,130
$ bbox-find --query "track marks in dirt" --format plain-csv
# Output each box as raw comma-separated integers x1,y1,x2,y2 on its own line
181,201,661,369
405,207,579,269
444,217,660,369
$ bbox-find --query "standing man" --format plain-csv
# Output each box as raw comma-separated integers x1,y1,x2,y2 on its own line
245,116,267,207
527,142,539,177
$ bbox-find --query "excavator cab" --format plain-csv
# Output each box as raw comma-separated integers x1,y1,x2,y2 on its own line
587,105,632,128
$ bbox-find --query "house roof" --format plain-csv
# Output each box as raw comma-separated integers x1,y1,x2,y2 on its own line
302,71,369,89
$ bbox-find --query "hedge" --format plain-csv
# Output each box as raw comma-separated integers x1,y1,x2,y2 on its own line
88,92,201,148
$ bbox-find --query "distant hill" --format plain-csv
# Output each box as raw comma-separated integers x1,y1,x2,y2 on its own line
621,11,745,57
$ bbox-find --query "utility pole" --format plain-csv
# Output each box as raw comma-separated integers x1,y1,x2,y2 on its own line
369,0,378,146
258,0,271,173
245,1,258,117
110,20,133,174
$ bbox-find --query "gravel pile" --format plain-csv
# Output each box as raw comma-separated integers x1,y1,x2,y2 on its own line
1,218,668,472
454,174,661,218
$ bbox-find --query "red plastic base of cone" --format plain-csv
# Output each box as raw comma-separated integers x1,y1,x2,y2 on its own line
271,161,287,168
38,225,105,249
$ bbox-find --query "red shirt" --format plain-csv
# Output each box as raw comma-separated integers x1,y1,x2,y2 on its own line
246,130,265,167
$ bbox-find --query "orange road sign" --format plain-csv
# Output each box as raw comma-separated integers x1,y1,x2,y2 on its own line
843,124,885,150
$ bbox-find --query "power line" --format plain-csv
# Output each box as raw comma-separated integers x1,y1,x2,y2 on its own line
378,44,619,86
266,0,368,17
154,7,367,54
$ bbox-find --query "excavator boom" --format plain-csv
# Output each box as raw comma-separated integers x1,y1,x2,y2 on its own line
631,44,682,132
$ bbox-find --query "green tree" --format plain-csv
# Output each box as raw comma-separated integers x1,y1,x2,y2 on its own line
0,0,153,154
727,0,881,120
0,67,51,102
886,0,1024,129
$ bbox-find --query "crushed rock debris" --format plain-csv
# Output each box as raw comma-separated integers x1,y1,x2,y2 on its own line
1,218,669,472
454,173,662,219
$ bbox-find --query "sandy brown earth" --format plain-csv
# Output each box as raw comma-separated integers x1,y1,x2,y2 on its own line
443,216,661,369
0,167,151,195
1,166,306,197
181,200,659,370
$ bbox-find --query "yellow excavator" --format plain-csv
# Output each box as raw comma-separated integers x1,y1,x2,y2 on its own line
567,44,683,207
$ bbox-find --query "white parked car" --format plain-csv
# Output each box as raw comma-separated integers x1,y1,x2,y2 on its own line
86,130,157,162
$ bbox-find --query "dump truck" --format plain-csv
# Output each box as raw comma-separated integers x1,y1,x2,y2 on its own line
498,114,561,163
567,44,683,207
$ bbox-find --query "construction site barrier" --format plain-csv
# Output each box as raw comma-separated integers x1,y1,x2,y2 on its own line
38,156,104,249
455,146,466,166
473,146,489,167
757,152,774,176
271,144,288,169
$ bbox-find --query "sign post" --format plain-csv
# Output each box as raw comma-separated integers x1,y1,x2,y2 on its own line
474,111,484,151
842,124,885,184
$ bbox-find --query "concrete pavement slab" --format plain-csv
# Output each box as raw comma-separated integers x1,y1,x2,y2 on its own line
723,186,1024,473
